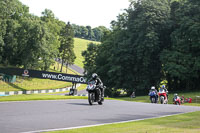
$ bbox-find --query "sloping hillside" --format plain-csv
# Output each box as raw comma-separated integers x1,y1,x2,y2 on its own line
74,38,100,68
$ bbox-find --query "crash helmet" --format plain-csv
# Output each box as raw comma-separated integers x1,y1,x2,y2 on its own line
174,93,178,97
151,86,155,90
161,85,165,89
92,73,98,79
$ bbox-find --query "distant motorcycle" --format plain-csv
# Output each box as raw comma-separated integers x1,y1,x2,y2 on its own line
158,89,168,104
86,81,104,105
149,91,157,103
173,96,181,105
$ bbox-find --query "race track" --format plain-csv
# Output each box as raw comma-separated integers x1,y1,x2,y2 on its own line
0,99,200,133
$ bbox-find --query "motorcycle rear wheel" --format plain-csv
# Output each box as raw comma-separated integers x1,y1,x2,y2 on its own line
98,101,103,105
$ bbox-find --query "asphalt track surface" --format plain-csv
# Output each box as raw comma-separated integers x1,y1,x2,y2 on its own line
68,64,84,75
56,59,84,75
0,100,200,133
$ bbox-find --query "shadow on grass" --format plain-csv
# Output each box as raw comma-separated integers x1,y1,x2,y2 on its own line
6,82,26,91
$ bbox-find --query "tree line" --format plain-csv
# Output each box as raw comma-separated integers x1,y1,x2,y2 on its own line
0,0,75,72
72,24,109,41
82,0,200,96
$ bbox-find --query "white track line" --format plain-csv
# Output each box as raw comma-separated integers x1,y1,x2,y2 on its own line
21,112,189,133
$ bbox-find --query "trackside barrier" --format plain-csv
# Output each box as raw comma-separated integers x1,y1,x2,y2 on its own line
0,87,71,96
0,67,87,84
0,67,87,96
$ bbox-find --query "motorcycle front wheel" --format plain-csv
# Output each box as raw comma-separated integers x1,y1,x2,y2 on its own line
88,92,95,105
151,97,156,103
160,96,164,104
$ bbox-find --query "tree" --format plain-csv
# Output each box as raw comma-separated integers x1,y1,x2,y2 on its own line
0,0,76,72
0,0,29,66
82,43,99,78
124,0,171,94
93,26,110,41
86,26,95,40
40,9,62,70
72,24,82,38
15,15,59,69
59,22,76,72
72,24,109,41
82,0,171,96
160,0,200,90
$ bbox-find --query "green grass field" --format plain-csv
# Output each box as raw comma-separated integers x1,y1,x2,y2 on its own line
74,38,100,68
47,111,200,133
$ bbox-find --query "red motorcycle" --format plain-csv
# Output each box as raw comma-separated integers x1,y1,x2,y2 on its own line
158,89,168,104
173,94,181,105
182,96,192,103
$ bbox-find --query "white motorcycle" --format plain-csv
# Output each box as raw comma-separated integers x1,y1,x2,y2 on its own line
158,89,168,104
86,81,104,105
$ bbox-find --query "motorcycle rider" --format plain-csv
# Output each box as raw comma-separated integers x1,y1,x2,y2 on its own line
160,85,168,100
173,93,181,105
149,86,158,103
89,73,104,99
173,93,180,102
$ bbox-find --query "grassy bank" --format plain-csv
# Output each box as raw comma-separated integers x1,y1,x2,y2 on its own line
47,111,200,133
0,78,72,92
74,38,100,68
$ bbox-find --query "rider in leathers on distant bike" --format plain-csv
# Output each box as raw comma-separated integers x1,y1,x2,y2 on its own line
149,86,158,103
160,85,168,100
89,73,104,99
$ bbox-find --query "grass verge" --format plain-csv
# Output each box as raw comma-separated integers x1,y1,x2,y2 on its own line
0,94,87,102
0,79,72,92
47,111,200,133
114,91,200,106
0,84,88,102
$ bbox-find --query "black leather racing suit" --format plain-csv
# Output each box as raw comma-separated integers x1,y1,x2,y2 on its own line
89,77,104,98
